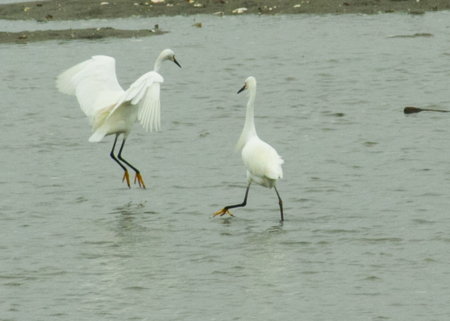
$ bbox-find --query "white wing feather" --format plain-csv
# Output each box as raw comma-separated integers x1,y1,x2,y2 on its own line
242,137,284,181
107,71,164,132
56,55,124,122
138,82,161,132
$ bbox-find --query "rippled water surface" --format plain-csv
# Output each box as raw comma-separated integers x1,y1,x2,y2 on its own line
1,12,450,321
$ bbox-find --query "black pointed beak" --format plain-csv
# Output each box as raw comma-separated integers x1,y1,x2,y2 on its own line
173,57,181,68
237,84,246,94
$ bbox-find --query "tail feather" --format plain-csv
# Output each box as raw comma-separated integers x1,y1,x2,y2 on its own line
88,128,108,142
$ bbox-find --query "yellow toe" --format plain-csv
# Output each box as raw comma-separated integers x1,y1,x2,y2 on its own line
213,208,234,217
122,171,131,188
134,172,146,189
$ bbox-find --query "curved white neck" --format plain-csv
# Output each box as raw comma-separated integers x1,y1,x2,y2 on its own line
243,88,257,137
236,87,257,151
153,54,164,72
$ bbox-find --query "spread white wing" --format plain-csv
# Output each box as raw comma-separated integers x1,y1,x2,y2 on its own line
56,55,125,123
108,71,164,132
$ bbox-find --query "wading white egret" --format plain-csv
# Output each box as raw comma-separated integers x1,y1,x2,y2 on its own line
214,76,285,221
56,49,181,188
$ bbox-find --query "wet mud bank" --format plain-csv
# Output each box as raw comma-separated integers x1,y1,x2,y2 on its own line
0,27,165,44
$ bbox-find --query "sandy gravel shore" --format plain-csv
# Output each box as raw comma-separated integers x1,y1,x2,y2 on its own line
1,0,449,20
1,0,448,43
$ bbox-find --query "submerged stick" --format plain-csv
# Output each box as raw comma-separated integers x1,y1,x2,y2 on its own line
403,106,449,114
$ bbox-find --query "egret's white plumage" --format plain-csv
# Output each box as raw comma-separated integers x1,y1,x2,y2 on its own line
56,49,181,188
214,76,284,221
242,136,284,188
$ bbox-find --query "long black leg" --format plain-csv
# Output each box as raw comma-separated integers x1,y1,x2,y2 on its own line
110,134,127,171
274,186,284,221
222,183,251,212
117,137,146,189
110,134,130,188
117,138,139,173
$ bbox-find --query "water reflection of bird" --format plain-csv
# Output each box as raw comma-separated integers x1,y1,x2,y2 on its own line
56,49,181,189
214,76,285,221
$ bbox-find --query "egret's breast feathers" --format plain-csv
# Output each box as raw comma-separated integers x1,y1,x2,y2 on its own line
242,138,283,181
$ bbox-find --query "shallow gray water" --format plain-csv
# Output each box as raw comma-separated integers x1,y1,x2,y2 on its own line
1,12,450,321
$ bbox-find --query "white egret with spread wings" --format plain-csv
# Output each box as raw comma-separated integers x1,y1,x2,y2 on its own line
56,49,181,188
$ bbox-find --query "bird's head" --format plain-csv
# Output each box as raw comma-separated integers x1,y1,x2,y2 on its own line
160,48,181,68
238,76,256,94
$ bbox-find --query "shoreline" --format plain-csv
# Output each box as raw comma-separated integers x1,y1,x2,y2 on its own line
1,0,449,43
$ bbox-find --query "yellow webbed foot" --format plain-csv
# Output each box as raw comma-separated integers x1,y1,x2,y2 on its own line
134,172,146,189
122,171,131,188
213,208,234,217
